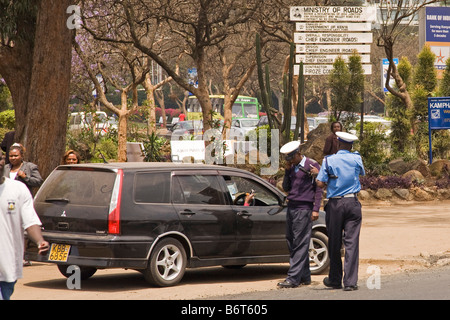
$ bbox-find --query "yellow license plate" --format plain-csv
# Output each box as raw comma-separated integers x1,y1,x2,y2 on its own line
48,244,71,262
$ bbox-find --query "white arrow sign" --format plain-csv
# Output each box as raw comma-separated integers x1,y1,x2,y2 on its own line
290,6,376,22
296,44,371,54
296,54,371,64
294,32,373,44
295,64,372,75
296,22,372,32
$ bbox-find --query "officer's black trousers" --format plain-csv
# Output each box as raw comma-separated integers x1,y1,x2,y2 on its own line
325,197,362,287
286,208,312,285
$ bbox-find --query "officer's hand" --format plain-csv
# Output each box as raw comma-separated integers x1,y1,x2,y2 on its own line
284,160,292,170
311,211,319,221
309,164,319,177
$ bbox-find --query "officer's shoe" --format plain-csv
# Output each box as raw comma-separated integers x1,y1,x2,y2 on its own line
344,285,358,291
277,279,298,289
323,277,342,289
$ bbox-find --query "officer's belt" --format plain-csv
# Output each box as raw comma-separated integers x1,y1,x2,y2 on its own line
330,193,357,199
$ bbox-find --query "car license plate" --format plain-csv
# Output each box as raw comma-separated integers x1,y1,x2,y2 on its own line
48,244,71,262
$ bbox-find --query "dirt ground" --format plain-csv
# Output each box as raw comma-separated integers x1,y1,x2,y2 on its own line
12,200,450,300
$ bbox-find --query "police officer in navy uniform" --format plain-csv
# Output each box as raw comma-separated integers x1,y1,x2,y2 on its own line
277,141,322,289
316,132,365,291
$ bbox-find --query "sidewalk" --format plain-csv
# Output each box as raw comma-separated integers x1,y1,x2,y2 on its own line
358,200,450,274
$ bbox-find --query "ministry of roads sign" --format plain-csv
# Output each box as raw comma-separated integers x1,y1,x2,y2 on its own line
291,6,375,75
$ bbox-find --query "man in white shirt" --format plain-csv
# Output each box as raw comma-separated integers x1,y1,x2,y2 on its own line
0,150,49,300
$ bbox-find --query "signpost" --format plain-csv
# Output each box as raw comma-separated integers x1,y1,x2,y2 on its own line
290,6,375,140
291,6,374,75
381,58,399,92
427,97,450,164
294,64,372,76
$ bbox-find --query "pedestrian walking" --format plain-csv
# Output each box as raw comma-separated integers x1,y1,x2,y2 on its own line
277,141,322,289
316,131,365,291
0,149,49,300
323,122,342,156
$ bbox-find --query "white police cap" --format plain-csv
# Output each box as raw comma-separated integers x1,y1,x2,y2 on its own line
280,140,301,159
336,131,358,143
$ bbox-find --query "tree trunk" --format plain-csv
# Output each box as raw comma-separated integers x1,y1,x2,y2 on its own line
9,0,73,179
143,74,157,135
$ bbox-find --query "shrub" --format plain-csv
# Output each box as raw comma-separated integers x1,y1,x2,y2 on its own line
360,175,412,191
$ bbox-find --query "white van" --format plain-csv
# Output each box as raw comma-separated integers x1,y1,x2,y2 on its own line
68,111,116,135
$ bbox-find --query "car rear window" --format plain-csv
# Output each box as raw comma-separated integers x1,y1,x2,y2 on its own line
134,172,171,203
35,168,116,206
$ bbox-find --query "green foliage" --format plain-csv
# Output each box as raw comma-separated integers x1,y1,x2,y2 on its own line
0,0,37,43
354,122,389,175
411,45,438,161
386,57,412,156
95,139,118,162
329,57,350,119
0,84,13,111
143,132,167,162
0,109,15,129
414,45,437,93
347,55,364,111
66,123,118,163
439,57,450,96
328,54,364,125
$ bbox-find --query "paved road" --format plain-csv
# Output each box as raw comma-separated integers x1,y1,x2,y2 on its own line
206,265,450,300
10,201,450,300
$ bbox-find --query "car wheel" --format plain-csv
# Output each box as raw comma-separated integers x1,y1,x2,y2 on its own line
57,265,97,280
144,238,187,287
309,230,329,275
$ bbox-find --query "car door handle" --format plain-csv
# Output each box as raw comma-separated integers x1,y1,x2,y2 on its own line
179,209,196,216
237,210,252,217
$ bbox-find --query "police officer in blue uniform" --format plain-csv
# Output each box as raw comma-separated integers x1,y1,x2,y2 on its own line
316,132,365,291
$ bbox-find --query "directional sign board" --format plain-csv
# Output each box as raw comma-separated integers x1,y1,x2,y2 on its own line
296,44,371,54
296,22,372,32
297,54,371,64
290,6,376,22
294,32,373,43
291,6,374,76
294,64,372,76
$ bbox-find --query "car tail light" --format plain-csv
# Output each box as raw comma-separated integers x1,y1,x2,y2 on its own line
108,169,123,234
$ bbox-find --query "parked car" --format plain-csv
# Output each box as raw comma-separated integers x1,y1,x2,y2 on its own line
228,118,259,139
257,115,298,131
68,111,117,135
25,163,329,287
161,120,204,140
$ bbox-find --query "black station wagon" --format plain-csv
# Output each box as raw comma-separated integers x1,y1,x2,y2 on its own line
25,163,329,287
